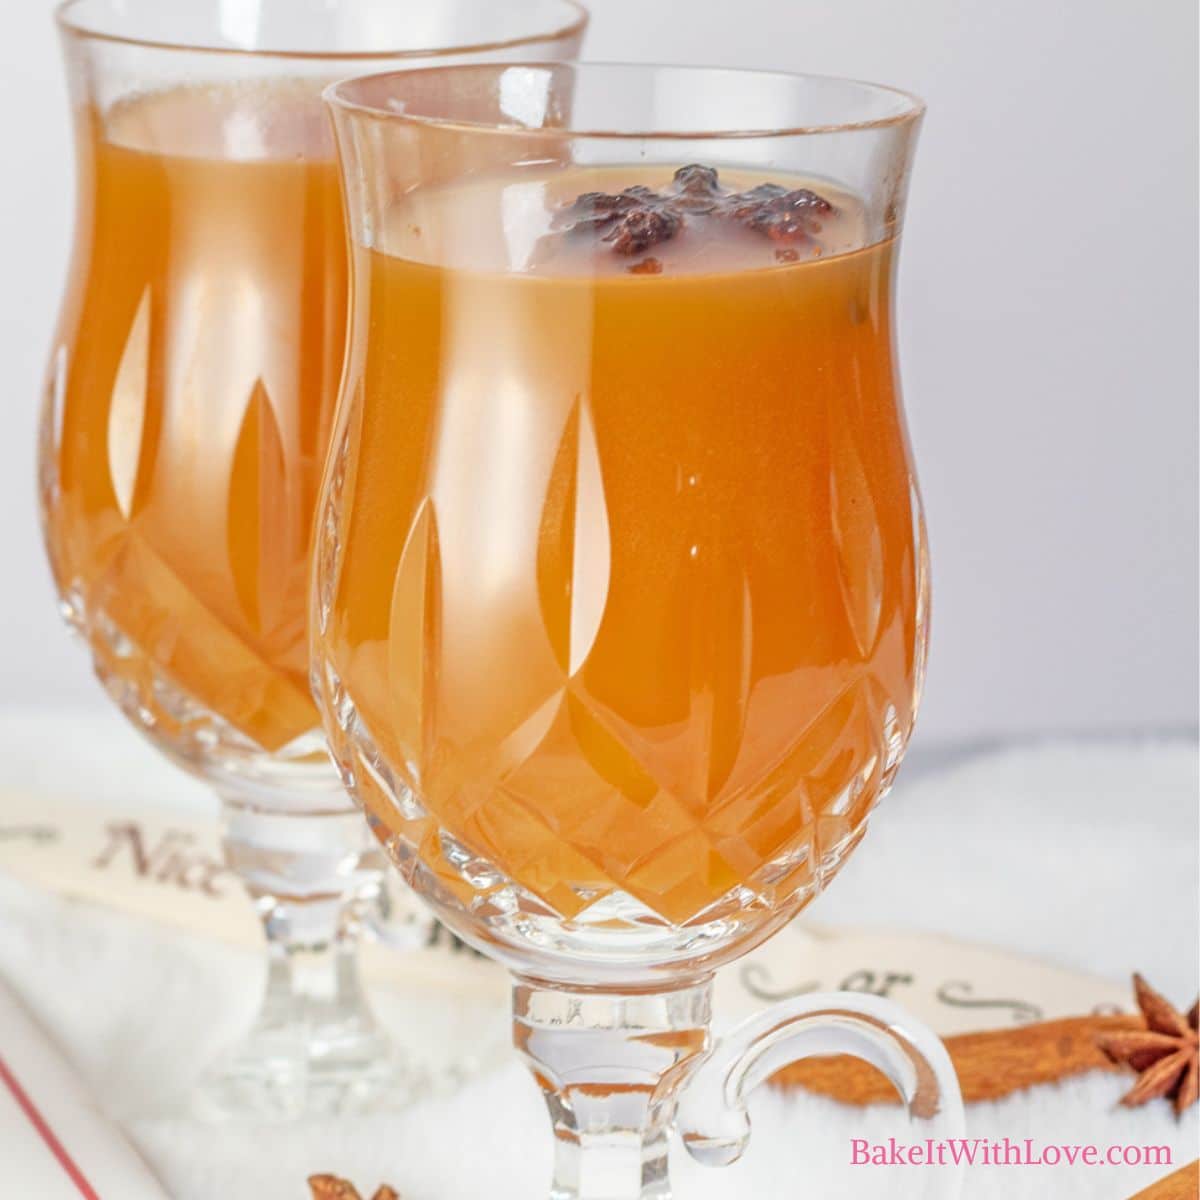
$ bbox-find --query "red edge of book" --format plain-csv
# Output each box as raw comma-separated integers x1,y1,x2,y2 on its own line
0,1052,102,1199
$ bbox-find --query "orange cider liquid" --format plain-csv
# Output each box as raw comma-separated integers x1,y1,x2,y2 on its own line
321,165,926,925
44,84,345,750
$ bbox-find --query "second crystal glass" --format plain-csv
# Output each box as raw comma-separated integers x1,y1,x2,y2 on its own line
317,62,962,1197
39,0,587,1119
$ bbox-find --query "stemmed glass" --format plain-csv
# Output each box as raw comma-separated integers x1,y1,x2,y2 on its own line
316,62,963,1197
39,0,586,1119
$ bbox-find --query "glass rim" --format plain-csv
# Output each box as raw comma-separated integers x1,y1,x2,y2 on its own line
324,62,926,140
54,0,590,61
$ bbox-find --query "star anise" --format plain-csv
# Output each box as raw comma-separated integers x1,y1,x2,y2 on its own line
1096,974,1199,1114
725,183,833,243
308,1176,399,1200
548,165,836,258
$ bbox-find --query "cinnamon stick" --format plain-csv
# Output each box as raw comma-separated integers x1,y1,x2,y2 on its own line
1127,1160,1199,1200
772,1014,1140,1105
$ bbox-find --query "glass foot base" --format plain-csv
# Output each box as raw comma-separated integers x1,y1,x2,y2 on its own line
191,1021,419,1121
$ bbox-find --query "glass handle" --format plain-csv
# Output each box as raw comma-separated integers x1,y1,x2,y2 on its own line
677,991,965,1194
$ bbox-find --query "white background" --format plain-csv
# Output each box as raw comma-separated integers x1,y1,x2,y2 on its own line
0,0,1196,748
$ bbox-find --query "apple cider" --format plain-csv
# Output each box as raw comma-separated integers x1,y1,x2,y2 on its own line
43,83,345,751
318,163,928,926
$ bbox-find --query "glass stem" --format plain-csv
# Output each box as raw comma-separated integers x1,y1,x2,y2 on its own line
513,975,713,1200
190,786,404,1117
217,787,384,1060
255,893,367,1034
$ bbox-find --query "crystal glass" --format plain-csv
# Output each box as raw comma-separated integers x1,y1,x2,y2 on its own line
316,63,963,1195
39,0,587,1119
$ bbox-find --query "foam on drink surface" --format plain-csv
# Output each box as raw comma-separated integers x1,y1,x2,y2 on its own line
379,163,869,277
104,80,333,161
